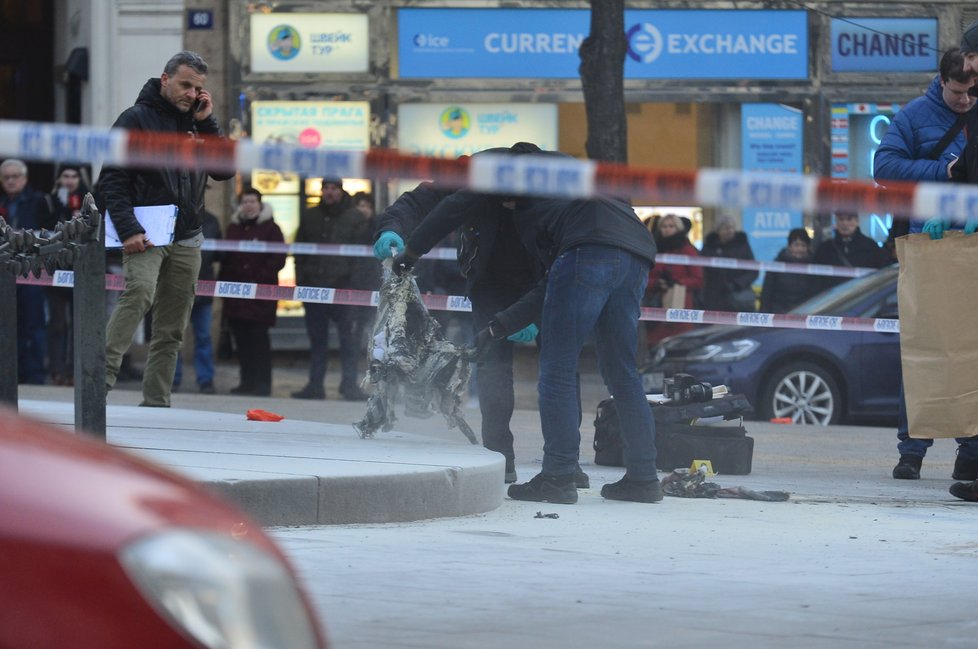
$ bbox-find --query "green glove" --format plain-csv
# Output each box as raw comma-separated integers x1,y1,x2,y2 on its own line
506,323,539,343
921,218,949,240
373,231,405,259
965,219,978,235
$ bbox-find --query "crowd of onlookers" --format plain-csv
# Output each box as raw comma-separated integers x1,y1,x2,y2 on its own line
642,210,892,349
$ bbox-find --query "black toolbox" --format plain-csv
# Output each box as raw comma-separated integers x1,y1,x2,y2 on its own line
593,393,755,475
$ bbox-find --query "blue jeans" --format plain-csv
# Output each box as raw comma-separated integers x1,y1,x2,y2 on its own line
303,302,359,391
538,245,657,479
174,300,214,387
17,285,47,384
896,381,978,459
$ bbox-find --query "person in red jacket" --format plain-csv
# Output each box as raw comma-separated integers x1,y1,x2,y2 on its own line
218,188,286,396
645,214,704,347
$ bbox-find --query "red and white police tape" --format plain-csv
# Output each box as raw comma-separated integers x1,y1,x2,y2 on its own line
198,239,873,279
2,119,978,223
17,270,899,334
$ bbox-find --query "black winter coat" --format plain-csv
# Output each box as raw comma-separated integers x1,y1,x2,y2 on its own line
812,227,891,291
97,78,233,243
492,195,657,335
700,231,758,311
759,249,821,314
404,190,542,297
294,192,367,289
218,204,286,326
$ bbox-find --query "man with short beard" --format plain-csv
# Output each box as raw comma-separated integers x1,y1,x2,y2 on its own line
98,51,232,407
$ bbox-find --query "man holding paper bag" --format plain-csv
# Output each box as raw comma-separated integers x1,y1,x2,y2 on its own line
99,51,233,407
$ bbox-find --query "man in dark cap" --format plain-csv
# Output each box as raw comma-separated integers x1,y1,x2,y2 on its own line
292,176,371,401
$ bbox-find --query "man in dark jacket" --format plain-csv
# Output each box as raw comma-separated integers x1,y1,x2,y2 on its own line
292,177,369,401
99,51,232,407
700,215,758,312
393,149,661,505
0,158,53,384
812,211,890,292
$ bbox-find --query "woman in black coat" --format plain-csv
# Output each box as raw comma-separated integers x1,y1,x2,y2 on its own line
760,228,820,313
700,216,759,312
218,188,286,396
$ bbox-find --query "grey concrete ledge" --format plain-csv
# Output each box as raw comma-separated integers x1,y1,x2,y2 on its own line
18,401,505,526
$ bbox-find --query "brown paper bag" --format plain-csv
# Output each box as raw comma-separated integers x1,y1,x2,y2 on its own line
896,232,978,439
663,283,687,310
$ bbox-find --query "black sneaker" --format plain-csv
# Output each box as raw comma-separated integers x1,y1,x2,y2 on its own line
199,382,216,395
892,454,922,480
574,465,590,489
291,384,326,400
601,475,664,503
952,454,978,481
508,473,578,504
949,480,978,502
230,384,254,396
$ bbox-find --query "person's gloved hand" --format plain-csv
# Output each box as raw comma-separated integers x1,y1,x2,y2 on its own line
965,219,978,235
391,250,417,276
373,231,405,259
922,218,950,240
506,323,539,343
468,323,505,361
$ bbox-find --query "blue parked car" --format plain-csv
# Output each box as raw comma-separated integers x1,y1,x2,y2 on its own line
642,264,900,425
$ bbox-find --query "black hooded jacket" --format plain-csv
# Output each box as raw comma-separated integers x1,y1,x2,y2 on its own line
97,78,232,243
700,230,759,311
759,248,820,314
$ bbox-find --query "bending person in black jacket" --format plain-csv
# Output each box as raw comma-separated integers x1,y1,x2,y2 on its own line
374,144,590,487
392,150,661,505
99,51,233,407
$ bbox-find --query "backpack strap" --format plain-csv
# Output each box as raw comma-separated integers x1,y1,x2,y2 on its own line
927,111,969,160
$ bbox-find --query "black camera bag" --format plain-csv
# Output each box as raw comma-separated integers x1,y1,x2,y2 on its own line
592,395,754,475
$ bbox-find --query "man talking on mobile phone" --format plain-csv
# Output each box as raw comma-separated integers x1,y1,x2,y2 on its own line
97,51,233,407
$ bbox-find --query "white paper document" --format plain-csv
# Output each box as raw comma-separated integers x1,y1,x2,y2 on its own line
104,204,177,248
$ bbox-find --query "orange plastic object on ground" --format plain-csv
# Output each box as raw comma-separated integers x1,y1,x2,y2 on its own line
247,409,285,422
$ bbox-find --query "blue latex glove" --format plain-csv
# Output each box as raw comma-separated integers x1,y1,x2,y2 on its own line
965,219,978,235
921,218,949,240
373,231,405,259
506,323,539,343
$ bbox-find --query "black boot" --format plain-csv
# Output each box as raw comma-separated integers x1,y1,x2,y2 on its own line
574,464,590,489
892,454,922,480
949,480,978,502
952,453,978,481
601,475,664,503
508,473,577,504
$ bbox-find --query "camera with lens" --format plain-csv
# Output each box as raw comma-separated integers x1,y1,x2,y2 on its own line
663,373,713,405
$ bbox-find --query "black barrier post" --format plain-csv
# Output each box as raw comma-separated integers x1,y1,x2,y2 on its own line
73,196,106,438
0,271,16,407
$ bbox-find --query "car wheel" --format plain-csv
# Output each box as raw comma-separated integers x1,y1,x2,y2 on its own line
759,361,842,425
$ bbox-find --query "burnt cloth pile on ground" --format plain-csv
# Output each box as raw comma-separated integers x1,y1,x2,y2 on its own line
354,267,477,444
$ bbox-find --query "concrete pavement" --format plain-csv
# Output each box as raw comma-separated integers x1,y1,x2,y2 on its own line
15,358,978,649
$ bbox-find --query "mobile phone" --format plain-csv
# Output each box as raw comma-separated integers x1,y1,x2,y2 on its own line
191,97,202,113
